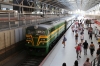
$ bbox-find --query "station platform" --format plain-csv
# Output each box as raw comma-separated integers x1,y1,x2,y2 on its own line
39,23,99,66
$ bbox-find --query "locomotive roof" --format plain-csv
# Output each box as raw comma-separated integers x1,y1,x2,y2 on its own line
39,20,65,29
27,20,65,30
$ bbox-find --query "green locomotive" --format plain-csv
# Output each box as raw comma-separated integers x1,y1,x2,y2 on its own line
25,20,67,56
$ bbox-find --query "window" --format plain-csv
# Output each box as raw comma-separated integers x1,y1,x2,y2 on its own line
36,30,45,35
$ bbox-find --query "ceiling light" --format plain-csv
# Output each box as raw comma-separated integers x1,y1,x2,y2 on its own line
68,0,75,1
68,0,75,3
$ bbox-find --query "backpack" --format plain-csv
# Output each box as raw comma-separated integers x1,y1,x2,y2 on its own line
76,46,80,51
63,37,67,41
90,44,94,49
75,34,78,37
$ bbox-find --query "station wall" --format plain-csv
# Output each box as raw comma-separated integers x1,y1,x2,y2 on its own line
0,27,26,61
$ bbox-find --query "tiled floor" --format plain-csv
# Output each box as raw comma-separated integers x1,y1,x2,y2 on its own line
41,23,99,66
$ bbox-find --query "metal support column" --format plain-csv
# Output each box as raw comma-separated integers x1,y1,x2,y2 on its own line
34,0,38,24
8,13,11,29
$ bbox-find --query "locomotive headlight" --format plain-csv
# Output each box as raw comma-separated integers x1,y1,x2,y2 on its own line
40,39,46,41
28,42,30,44
43,39,45,41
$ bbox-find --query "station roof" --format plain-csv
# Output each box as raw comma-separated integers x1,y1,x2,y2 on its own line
39,0,100,11
0,0,100,11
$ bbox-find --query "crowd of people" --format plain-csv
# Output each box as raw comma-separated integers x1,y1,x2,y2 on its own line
62,20,100,66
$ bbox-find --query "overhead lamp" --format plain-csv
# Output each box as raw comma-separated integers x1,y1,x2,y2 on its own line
68,0,75,1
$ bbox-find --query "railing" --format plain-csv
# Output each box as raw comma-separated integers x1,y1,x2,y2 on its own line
91,55,100,66
0,13,67,31
91,58,97,66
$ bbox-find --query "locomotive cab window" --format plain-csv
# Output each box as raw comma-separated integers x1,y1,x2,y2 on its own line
27,30,35,34
50,27,55,32
36,30,45,35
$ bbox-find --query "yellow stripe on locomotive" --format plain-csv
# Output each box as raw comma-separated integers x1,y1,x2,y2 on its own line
25,20,67,56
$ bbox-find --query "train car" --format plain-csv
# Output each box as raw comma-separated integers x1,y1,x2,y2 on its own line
25,20,67,56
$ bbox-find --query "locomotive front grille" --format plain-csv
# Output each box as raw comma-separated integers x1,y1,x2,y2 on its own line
33,37,38,46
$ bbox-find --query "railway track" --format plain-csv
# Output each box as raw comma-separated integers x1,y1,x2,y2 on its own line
16,21,73,66
1,21,73,66
1,50,45,66
17,56,45,66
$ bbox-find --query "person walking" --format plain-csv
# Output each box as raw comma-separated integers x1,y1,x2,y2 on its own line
95,27,98,37
62,62,66,66
96,45,100,57
75,27,78,33
62,35,67,48
89,29,92,39
79,43,82,55
75,44,81,59
97,54,100,66
89,28,92,40
89,42,95,56
83,40,88,55
81,26,84,34
97,36,100,45
75,33,78,44
83,58,91,66
72,27,75,33
80,33,84,43
74,60,78,66
71,25,75,33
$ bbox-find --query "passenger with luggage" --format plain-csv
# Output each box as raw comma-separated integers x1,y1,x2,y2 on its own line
89,42,95,56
